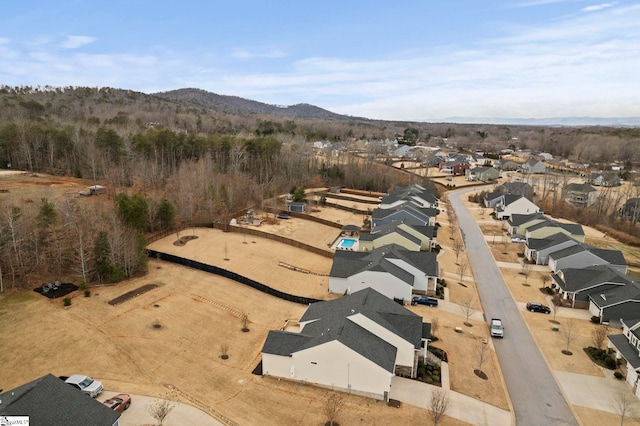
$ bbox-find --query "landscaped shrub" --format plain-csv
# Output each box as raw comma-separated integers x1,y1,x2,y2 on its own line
425,377,433,384
590,316,600,324
84,289,91,297
605,356,617,370
63,297,71,306
614,371,624,379
587,346,606,361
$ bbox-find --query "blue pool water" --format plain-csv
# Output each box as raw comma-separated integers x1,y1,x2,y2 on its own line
338,238,357,248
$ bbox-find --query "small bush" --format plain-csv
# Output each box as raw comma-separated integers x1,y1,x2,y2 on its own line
78,281,87,291
84,289,91,297
425,377,433,384
63,297,71,306
614,371,624,379
605,356,617,370
432,374,440,382
590,316,600,324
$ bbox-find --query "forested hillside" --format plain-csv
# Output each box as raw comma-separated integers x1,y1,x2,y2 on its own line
1,84,639,291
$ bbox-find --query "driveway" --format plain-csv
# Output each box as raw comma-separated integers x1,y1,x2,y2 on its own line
101,391,224,426
390,377,511,426
449,188,579,426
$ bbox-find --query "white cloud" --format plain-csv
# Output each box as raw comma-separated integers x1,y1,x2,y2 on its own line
581,2,617,12
60,35,96,49
231,48,287,60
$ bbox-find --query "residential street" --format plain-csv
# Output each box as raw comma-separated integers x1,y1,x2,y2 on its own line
449,188,579,426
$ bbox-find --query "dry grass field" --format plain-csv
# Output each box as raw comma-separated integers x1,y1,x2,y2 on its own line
5,170,640,425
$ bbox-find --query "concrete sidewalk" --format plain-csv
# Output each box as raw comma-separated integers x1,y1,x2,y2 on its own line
390,376,511,426
101,391,224,426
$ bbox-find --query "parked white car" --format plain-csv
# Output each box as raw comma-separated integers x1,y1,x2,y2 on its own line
64,374,103,398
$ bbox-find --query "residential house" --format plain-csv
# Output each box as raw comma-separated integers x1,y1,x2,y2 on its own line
392,144,412,158
260,288,431,400
538,152,553,161
507,213,548,236
495,195,542,220
589,171,621,187
465,166,500,182
493,159,519,171
329,244,439,300
607,319,640,398
371,204,437,228
562,183,598,207
524,220,585,243
468,152,487,166
520,158,546,174
589,280,640,323
499,182,535,199
359,221,437,252
548,244,627,274
439,157,471,176
524,232,579,265
379,184,438,210
483,182,535,209
620,198,640,221
0,374,121,426
551,264,630,309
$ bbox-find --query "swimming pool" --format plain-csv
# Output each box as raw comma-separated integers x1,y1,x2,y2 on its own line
337,238,357,249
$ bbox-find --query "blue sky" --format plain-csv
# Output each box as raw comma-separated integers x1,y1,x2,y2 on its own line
1,0,639,121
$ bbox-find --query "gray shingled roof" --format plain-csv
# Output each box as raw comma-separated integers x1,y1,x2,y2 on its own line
0,374,120,426
262,288,424,372
590,281,640,308
380,184,437,206
550,243,626,266
508,212,546,227
330,244,438,278
553,264,630,292
608,334,640,370
526,232,576,250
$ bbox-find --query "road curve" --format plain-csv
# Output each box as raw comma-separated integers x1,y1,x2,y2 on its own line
448,188,578,426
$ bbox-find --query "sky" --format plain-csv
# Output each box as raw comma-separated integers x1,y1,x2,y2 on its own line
1,0,639,121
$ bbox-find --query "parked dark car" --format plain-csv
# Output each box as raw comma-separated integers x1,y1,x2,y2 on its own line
411,295,439,307
277,211,290,219
526,302,551,314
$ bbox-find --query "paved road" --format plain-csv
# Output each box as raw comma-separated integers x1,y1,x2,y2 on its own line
449,188,578,426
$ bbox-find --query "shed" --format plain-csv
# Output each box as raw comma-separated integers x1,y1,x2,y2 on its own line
288,202,307,213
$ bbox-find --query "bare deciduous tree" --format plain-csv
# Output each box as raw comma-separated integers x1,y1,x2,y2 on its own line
431,317,439,339
323,392,344,426
457,260,468,284
562,319,576,355
460,294,475,326
474,338,489,376
147,399,174,426
540,273,550,289
428,387,450,426
552,294,563,322
452,236,463,264
591,325,608,350
613,389,636,426
220,343,229,360
521,261,532,286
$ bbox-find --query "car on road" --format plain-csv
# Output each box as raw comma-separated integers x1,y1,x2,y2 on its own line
511,236,525,243
490,318,504,338
64,374,103,398
103,394,132,412
526,301,551,314
411,295,439,307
